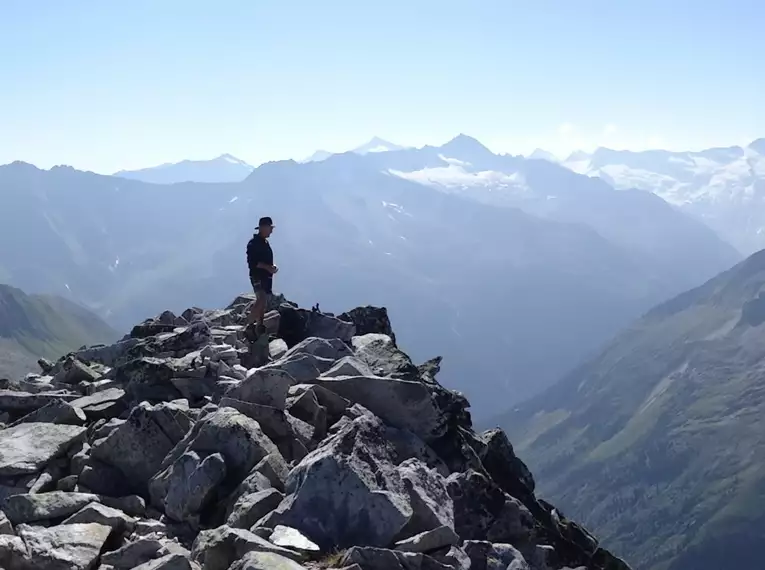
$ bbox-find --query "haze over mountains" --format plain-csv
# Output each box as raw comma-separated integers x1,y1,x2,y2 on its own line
0,284,117,380
0,135,740,417
115,153,255,184
499,248,765,570
558,140,765,255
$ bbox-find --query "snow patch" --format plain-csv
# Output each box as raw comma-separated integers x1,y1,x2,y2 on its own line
229,196,239,203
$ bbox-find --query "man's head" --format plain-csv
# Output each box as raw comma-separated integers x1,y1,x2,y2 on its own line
257,216,275,238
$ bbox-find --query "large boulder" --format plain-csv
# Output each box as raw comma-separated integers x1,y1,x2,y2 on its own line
265,413,451,550
91,401,193,494
161,451,227,524
351,334,418,380
190,525,302,570
16,522,113,570
338,306,396,344
224,368,297,410
315,375,447,442
447,470,534,544
0,422,86,476
2,492,100,525
149,408,286,515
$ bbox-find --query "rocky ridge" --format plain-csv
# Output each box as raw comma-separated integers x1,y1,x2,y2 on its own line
0,293,630,570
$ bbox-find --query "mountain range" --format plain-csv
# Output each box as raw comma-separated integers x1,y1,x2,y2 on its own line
115,153,254,184
302,137,407,163
0,136,739,416
0,284,117,380
560,140,765,255
499,248,765,570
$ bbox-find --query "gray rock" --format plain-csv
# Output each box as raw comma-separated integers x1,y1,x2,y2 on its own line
78,460,130,497
476,428,535,501
263,414,414,549
99,494,146,517
0,390,78,414
463,541,531,570
17,522,113,570
115,357,184,403
91,401,192,494
217,398,292,442
282,337,353,363
395,525,460,553
100,537,164,568
226,489,283,529
316,375,446,442
0,534,28,569
265,353,335,383
340,546,453,570
224,368,297,410
133,552,200,570
11,400,87,426
190,525,302,570
228,550,308,570
2,491,100,524
269,339,288,360
447,471,534,544
134,519,169,538
0,511,13,535
56,474,78,492
149,408,286,512
303,311,356,343
53,358,102,385
351,334,419,380
159,452,227,523
69,388,128,420
0,422,86,476
287,384,351,419
62,502,135,534
320,356,373,378
397,459,454,537
269,525,320,557
252,453,289,492
433,546,472,570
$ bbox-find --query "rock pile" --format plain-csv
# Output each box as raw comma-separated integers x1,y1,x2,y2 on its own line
0,294,630,570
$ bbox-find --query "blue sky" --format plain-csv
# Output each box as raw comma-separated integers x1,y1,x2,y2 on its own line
1,0,762,173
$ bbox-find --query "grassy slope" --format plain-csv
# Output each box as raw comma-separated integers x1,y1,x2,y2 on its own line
498,250,765,570
0,283,118,379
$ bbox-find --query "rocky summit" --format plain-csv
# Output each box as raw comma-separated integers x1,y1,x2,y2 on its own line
0,293,630,570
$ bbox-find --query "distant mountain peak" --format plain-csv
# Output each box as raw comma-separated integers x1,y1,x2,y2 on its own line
115,154,253,184
749,138,765,155
528,148,558,162
352,137,405,155
440,134,492,156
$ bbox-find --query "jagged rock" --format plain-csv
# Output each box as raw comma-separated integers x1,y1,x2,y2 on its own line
190,525,302,570
340,546,454,570
0,534,28,569
100,537,164,568
115,357,185,403
269,525,320,558
133,552,200,570
288,384,350,420
283,337,353,363
338,306,396,344
270,339,288,360
62,501,136,534
134,519,169,538
266,352,335,383
2,491,100,524
224,367,297,410
228,550,307,570
433,546,471,570
447,470,534,544
160,451,227,524
463,541,531,570
38,358,55,374
316,375,446,442
218,397,292,442
320,356,373,378
99,494,146,517
69,388,128,420
17,522,113,570
0,512,13,535
226,488,283,529
0,422,86,476
0,390,78,415
351,334,418,380
149,408,286,515
91,401,192,494
265,413,451,550
397,458,454,537
52,358,102,385
11,400,87,426
395,525,460,554
476,428,535,501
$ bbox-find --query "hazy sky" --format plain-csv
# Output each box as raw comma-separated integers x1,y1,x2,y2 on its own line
1,0,762,173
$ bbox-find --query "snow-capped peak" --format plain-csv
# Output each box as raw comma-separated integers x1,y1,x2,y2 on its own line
217,154,254,169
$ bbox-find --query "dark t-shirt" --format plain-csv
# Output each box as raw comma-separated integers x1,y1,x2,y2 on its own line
246,234,273,283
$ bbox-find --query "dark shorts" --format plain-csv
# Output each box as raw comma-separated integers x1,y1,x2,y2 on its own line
250,277,273,299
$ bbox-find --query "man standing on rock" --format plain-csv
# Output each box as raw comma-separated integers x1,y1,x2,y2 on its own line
245,216,278,341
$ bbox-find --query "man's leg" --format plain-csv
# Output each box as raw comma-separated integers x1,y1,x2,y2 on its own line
246,281,266,328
